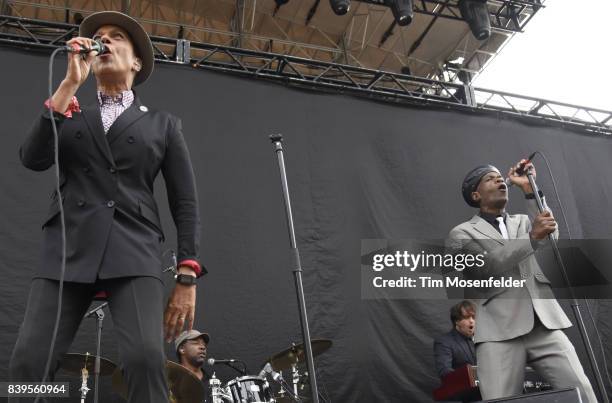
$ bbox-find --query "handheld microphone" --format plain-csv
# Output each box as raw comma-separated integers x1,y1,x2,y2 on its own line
207,358,237,365
65,39,106,55
505,151,537,187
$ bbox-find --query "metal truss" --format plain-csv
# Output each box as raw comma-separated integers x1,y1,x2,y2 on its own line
358,0,543,33
0,14,610,136
2,0,545,81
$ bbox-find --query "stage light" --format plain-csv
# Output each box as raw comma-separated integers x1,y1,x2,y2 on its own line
329,0,350,16
458,0,491,40
388,0,414,27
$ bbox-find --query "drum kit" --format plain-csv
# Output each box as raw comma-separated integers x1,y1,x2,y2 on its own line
59,338,332,403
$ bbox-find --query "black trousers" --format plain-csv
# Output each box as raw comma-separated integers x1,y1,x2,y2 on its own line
9,277,169,403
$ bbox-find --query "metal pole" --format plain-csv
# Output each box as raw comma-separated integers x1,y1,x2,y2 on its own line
527,170,609,403
269,133,320,403
92,306,106,403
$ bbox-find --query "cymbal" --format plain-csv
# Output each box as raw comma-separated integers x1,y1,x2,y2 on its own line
267,339,332,371
112,360,204,403
60,353,117,376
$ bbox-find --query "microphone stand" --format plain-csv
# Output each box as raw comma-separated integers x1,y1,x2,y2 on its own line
84,302,108,403
527,169,609,403
269,134,320,403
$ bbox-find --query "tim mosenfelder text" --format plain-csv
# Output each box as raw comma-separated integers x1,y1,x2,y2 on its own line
370,251,527,289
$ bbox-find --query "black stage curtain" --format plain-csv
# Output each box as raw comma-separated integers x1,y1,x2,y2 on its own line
0,47,611,402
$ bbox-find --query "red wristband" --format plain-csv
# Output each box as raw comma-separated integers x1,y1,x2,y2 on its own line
177,259,202,277
44,95,81,118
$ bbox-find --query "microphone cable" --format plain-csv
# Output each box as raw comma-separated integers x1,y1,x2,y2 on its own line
534,150,612,396
34,46,69,403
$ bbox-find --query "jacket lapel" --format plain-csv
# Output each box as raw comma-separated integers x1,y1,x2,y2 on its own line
106,96,147,145
80,104,115,166
470,214,504,244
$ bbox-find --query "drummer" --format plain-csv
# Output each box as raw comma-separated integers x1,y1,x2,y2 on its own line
175,329,211,400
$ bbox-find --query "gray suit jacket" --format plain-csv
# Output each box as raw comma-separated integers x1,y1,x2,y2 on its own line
446,199,571,343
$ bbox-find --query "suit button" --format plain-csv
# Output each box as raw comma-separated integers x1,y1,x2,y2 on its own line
83,167,91,173
109,167,116,174
127,136,135,144
77,199,85,207
75,131,82,139
107,200,115,208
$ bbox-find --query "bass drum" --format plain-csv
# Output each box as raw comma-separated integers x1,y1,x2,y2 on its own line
226,376,273,403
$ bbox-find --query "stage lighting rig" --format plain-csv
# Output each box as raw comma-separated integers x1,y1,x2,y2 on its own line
387,0,414,27
329,0,350,15
458,0,491,40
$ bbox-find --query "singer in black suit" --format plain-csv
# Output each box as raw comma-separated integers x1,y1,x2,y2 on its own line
10,11,204,403
433,300,477,379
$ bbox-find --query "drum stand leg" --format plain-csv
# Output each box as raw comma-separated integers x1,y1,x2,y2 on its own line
291,364,300,398
79,367,90,403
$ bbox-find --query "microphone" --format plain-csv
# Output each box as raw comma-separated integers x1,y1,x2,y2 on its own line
505,151,537,187
516,151,537,176
65,39,106,54
207,358,237,365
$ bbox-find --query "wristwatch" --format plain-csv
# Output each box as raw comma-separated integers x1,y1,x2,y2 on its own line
175,273,197,286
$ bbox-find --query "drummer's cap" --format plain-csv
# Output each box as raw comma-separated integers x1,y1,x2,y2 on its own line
175,329,210,353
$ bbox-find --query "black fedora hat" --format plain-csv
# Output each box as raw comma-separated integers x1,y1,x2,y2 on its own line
79,11,154,86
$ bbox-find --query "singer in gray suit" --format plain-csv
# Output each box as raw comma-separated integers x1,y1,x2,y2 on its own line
446,161,596,402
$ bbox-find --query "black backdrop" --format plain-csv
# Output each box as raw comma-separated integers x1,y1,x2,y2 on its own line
0,46,611,402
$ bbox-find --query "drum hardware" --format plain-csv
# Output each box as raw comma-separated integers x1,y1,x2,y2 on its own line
226,375,274,403
60,352,117,403
260,362,300,402
79,366,90,403
210,372,233,403
263,339,333,403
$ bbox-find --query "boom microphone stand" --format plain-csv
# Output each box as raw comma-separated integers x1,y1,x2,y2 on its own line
269,134,320,403
527,168,609,403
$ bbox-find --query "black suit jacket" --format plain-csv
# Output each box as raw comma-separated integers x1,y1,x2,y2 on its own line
433,328,477,379
20,96,202,283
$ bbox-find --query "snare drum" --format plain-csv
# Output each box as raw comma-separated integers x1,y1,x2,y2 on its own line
226,376,273,403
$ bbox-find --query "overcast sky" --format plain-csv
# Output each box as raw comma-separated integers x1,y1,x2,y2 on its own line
473,0,611,111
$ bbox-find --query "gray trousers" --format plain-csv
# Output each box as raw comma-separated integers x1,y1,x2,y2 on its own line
476,320,597,402
9,277,169,403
